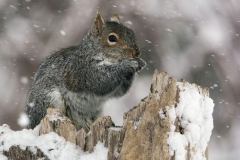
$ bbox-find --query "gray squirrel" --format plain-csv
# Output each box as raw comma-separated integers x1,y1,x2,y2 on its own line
25,13,146,131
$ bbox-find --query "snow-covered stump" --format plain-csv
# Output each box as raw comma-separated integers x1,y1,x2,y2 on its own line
116,71,214,160
0,70,214,160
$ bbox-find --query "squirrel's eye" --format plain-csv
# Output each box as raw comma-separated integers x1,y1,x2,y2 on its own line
108,35,117,42
107,33,118,45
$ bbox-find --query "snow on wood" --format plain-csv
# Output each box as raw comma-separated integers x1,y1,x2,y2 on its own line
167,81,214,160
0,124,108,160
0,70,214,160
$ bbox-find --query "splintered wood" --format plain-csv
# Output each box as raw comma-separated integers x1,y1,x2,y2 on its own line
3,70,213,160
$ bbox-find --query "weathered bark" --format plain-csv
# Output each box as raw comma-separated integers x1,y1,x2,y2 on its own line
3,146,49,160
3,70,212,160
39,107,76,144
118,71,177,160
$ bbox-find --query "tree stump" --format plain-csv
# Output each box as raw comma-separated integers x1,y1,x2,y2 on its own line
2,70,214,160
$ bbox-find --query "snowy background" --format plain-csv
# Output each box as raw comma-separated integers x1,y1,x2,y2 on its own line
0,0,239,159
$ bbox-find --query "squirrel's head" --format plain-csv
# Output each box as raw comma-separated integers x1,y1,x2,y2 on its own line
90,13,140,60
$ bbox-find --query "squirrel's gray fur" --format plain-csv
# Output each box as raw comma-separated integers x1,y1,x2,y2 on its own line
25,14,146,131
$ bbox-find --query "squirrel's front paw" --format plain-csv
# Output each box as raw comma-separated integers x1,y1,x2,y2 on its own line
121,58,139,72
122,58,146,73
135,58,146,72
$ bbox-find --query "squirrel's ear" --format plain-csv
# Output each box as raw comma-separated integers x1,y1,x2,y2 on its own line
92,13,105,36
110,14,121,24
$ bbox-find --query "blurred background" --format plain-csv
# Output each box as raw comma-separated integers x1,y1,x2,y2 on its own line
0,0,239,159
